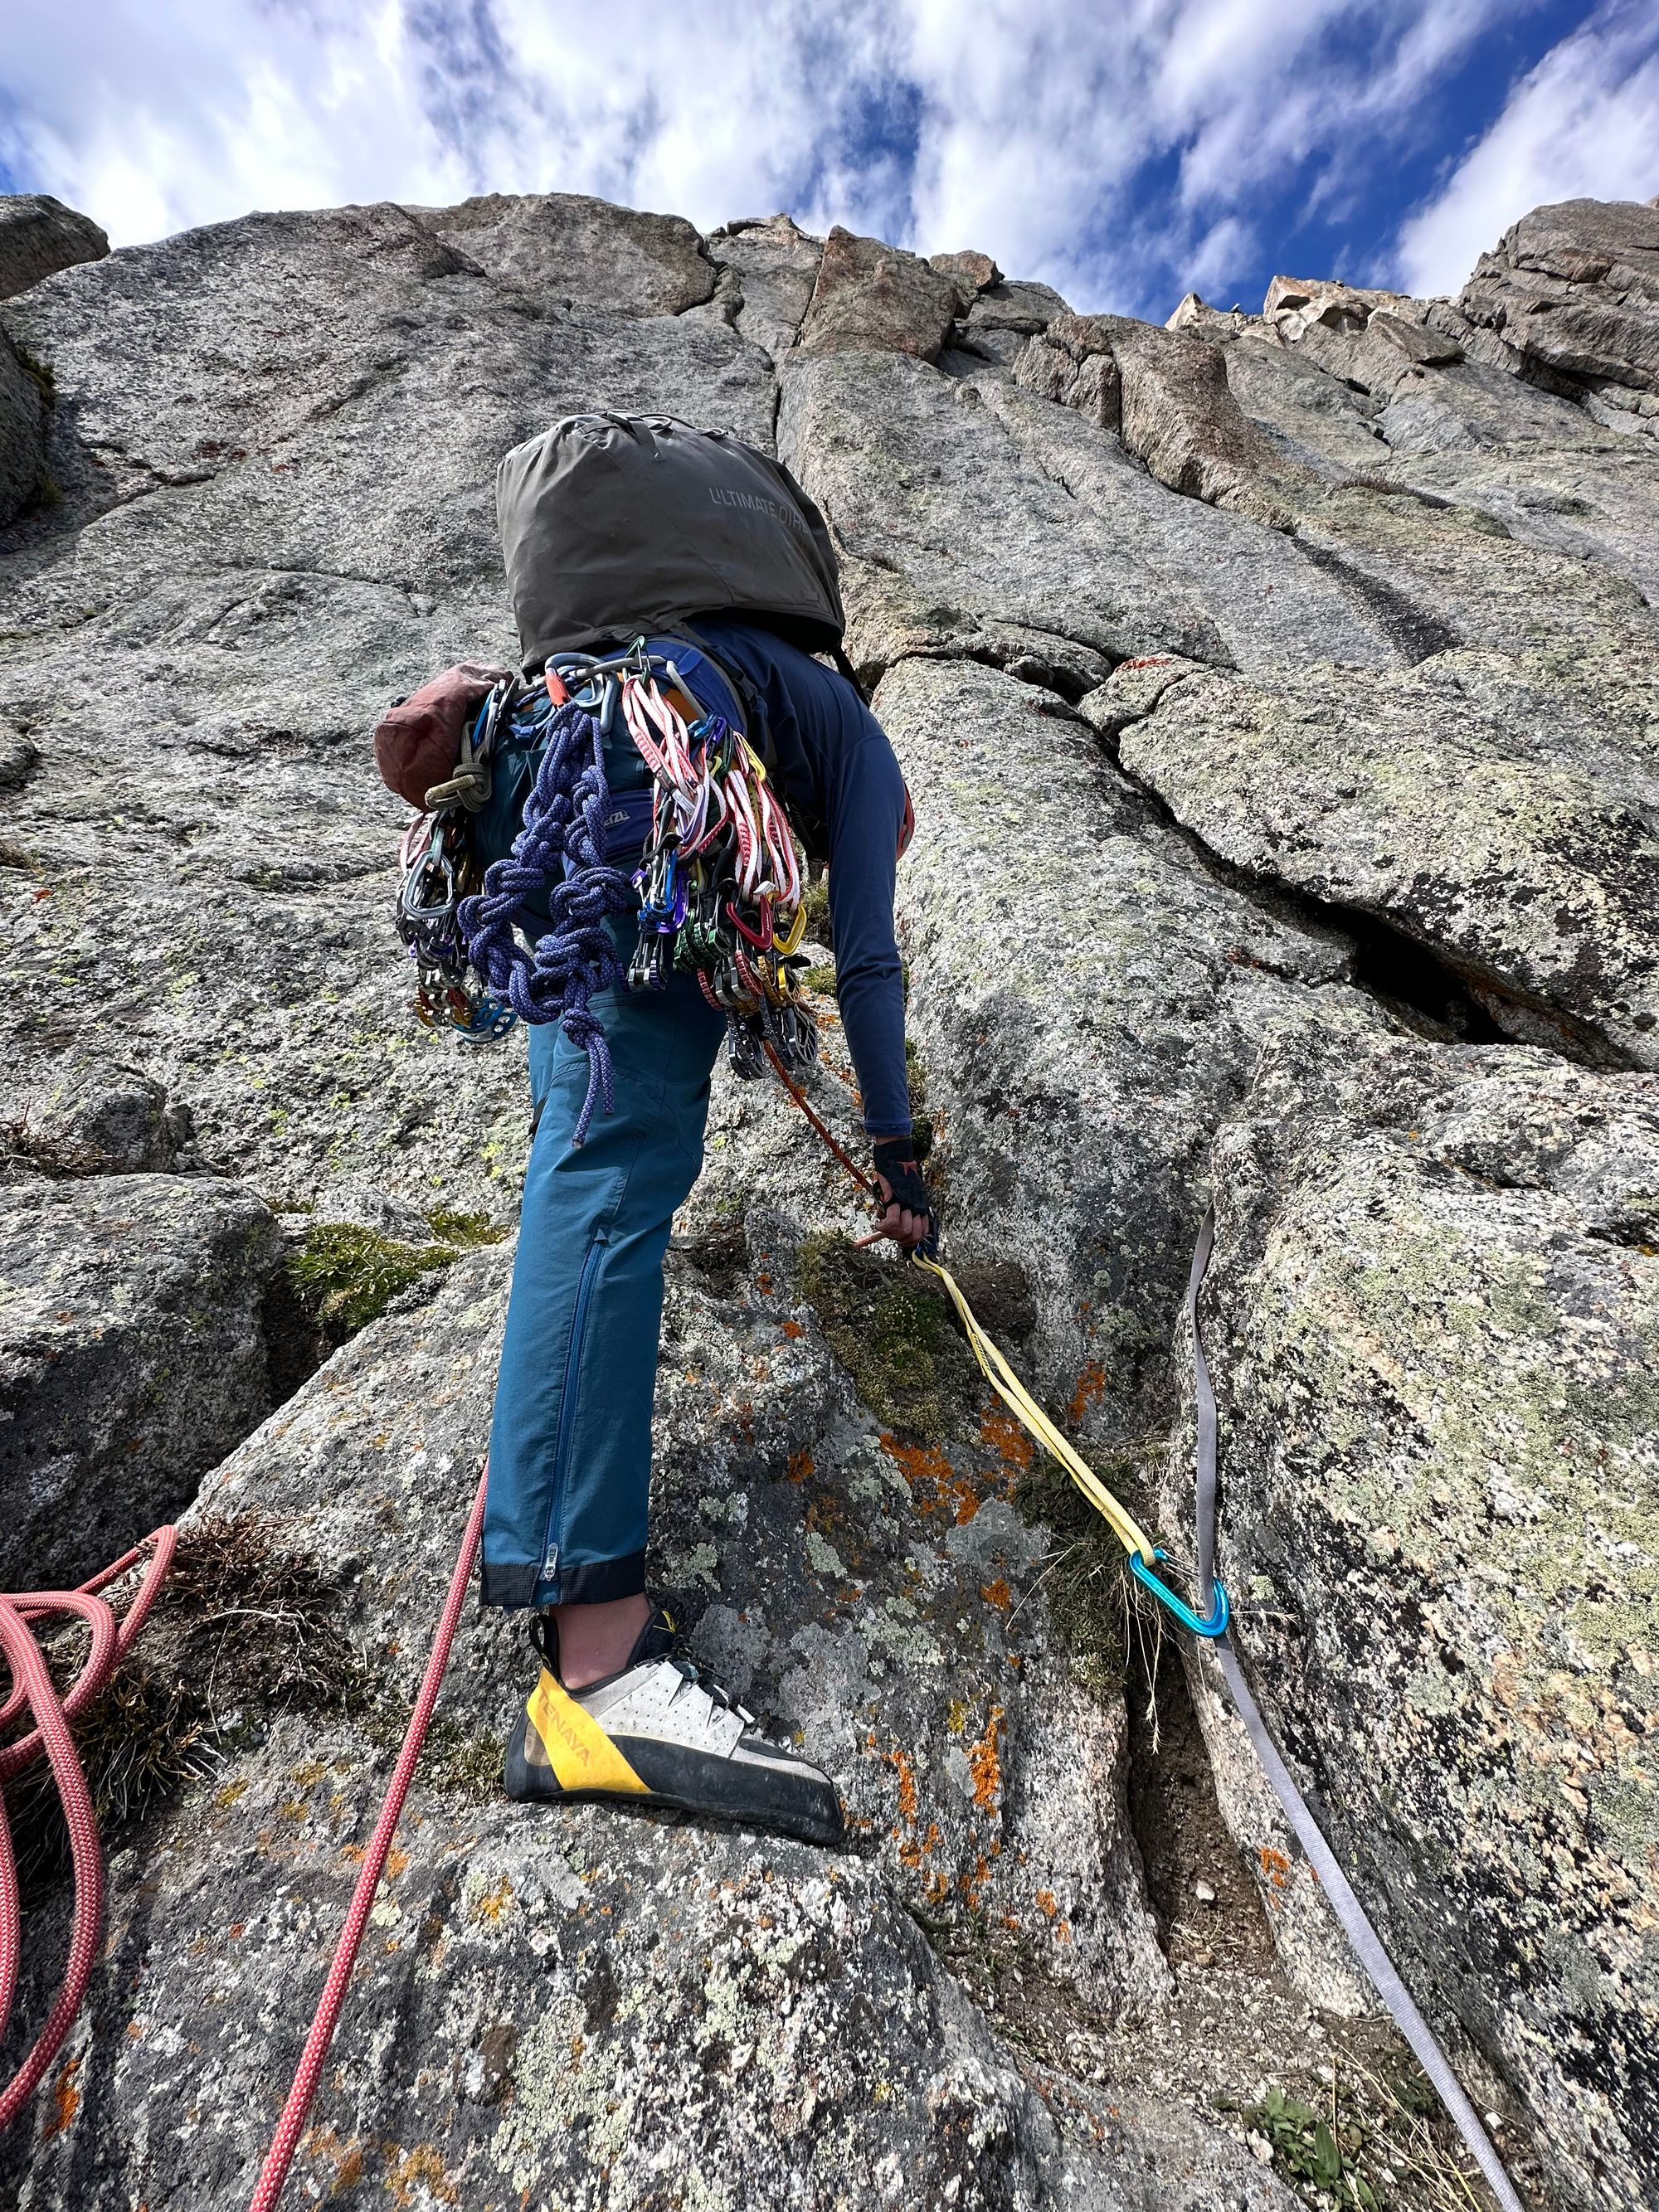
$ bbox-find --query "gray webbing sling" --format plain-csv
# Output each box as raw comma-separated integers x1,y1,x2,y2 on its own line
1185,1208,1526,2212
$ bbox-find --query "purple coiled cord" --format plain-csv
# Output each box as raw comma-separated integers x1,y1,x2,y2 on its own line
459,694,635,1144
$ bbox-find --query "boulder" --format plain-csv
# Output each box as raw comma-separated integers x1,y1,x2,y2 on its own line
1165,292,1258,342
928,246,1001,313
406,190,716,318
711,212,823,360
1,1055,197,1178
0,1173,280,1590
0,192,108,300
797,226,960,361
1172,1027,1659,2208
1457,198,1659,399
1103,646,1659,1069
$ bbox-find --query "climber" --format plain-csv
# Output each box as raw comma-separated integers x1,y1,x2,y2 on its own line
455,418,936,1847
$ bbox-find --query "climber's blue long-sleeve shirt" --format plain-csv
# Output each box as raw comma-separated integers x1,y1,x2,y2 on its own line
664,619,912,1140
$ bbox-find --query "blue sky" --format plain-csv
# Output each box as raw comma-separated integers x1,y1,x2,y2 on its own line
2,1,1655,319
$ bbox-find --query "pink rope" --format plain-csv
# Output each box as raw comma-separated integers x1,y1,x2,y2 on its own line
246,1466,488,2212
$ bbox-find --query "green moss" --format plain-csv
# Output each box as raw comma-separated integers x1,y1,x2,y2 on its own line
798,963,838,995
14,343,56,406
1012,1434,1164,1701
425,1206,507,1248
412,1716,503,1803
32,468,62,511
289,1222,460,1338
795,1232,980,1444
800,873,830,944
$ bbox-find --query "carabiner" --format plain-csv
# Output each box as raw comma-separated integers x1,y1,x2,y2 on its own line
1127,1548,1230,1639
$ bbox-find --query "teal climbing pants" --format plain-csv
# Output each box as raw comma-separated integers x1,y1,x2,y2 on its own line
481,911,727,1607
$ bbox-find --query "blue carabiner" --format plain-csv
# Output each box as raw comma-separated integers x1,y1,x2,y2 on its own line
1128,1548,1230,1638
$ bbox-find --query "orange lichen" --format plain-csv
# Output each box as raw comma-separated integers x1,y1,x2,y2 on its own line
968,1705,1005,1811
979,1578,1011,1610
756,1271,774,1294
786,1448,815,1484
886,1746,919,1826
1035,1889,1058,1919
386,1847,409,1880
474,1877,514,1924
299,2127,365,2195
781,1319,804,1339
384,2144,459,2207
879,1436,983,1523
1258,1845,1290,1890
980,1402,1034,1472
1068,1362,1107,1426
42,2059,80,2140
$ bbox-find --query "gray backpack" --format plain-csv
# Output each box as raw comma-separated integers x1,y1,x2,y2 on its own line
496,414,846,671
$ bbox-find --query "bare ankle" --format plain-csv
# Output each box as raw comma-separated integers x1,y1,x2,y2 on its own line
551,1592,653,1689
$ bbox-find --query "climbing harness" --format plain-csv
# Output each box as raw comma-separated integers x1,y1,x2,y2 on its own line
772,1051,1525,2208
457,641,818,1142
0,1529,176,2135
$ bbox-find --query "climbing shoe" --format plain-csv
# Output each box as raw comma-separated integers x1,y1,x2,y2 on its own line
504,1606,845,1847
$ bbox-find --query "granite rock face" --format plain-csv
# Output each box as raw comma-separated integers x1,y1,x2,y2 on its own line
0,326,46,527
799,225,961,362
1170,1030,1659,2211
1456,198,1659,411
2,1247,1290,2212
0,1171,279,1590
0,193,107,301
2,182,1658,2211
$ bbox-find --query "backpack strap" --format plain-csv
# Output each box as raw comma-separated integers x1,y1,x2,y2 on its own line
830,643,868,705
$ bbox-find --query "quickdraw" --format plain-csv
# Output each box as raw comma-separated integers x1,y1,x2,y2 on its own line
618,656,817,1082
395,801,515,1043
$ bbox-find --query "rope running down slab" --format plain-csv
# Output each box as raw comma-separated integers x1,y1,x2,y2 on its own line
246,1467,488,2212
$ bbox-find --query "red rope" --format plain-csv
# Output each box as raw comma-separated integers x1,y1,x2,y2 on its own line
246,1466,488,2212
762,1043,878,1199
0,1528,175,2135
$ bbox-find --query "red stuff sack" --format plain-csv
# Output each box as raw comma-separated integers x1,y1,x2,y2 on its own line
373,662,512,809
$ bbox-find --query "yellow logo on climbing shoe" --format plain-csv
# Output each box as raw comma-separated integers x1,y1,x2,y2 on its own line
526,1670,649,1796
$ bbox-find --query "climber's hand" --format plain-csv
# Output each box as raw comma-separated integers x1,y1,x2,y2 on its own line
872,1140,937,1257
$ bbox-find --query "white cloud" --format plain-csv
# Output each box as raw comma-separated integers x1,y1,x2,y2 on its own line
1393,0,1659,297
0,0,1629,315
